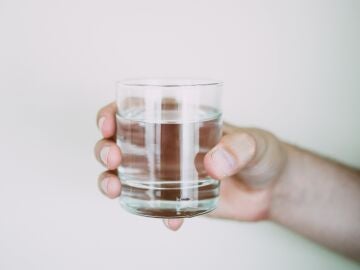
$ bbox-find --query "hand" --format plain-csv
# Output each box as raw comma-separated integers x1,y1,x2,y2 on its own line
94,102,288,230
204,123,287,221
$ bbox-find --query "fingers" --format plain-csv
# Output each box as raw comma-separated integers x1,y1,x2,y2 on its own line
163,219,184,231
204,128,286,188
94,139,122,170
98,171,121,199
97,102,117,139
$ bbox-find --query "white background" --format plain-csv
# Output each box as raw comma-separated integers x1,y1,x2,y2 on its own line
0,0,360,269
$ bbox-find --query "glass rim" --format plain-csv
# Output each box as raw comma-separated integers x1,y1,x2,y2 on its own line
117,77,223,88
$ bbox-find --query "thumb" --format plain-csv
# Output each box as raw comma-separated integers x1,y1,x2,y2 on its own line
204,128,286,188
204,132,256,179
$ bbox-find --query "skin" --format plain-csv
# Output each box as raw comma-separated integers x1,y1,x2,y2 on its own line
95,102,360,261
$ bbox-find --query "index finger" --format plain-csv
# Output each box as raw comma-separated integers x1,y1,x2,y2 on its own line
96,102,117,139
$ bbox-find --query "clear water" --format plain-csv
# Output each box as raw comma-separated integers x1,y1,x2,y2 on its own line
116,106,222,218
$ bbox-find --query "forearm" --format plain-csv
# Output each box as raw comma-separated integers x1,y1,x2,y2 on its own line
270,144,360,261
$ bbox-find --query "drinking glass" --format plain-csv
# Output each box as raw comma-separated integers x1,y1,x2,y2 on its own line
116,78,223,218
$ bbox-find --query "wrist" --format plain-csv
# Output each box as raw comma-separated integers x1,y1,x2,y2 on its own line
268,142,297,222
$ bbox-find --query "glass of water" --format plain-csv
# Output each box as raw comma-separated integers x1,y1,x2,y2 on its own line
116,78,223,218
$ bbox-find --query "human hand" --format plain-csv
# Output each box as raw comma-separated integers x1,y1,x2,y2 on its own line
203,123,287,221
94,102,288,230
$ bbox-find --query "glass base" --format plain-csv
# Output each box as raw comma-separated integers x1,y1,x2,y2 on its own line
120,196,218,218
118,178,220,218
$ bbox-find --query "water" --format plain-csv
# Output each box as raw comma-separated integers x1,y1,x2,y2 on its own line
116,105,222,218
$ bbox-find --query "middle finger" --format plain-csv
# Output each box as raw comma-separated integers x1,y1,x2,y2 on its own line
94,139,122,170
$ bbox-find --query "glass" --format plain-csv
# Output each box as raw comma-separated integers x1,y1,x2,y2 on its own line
116,78,223,218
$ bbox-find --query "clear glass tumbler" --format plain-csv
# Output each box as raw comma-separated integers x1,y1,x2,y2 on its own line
116,78,223,218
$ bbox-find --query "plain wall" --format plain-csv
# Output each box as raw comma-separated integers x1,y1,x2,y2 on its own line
0,0,359,269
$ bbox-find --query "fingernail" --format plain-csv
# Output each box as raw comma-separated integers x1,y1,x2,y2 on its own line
100,146,110,166
163,219,182,231
209,147,236,177
100,177,110,194
98,117,106,131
